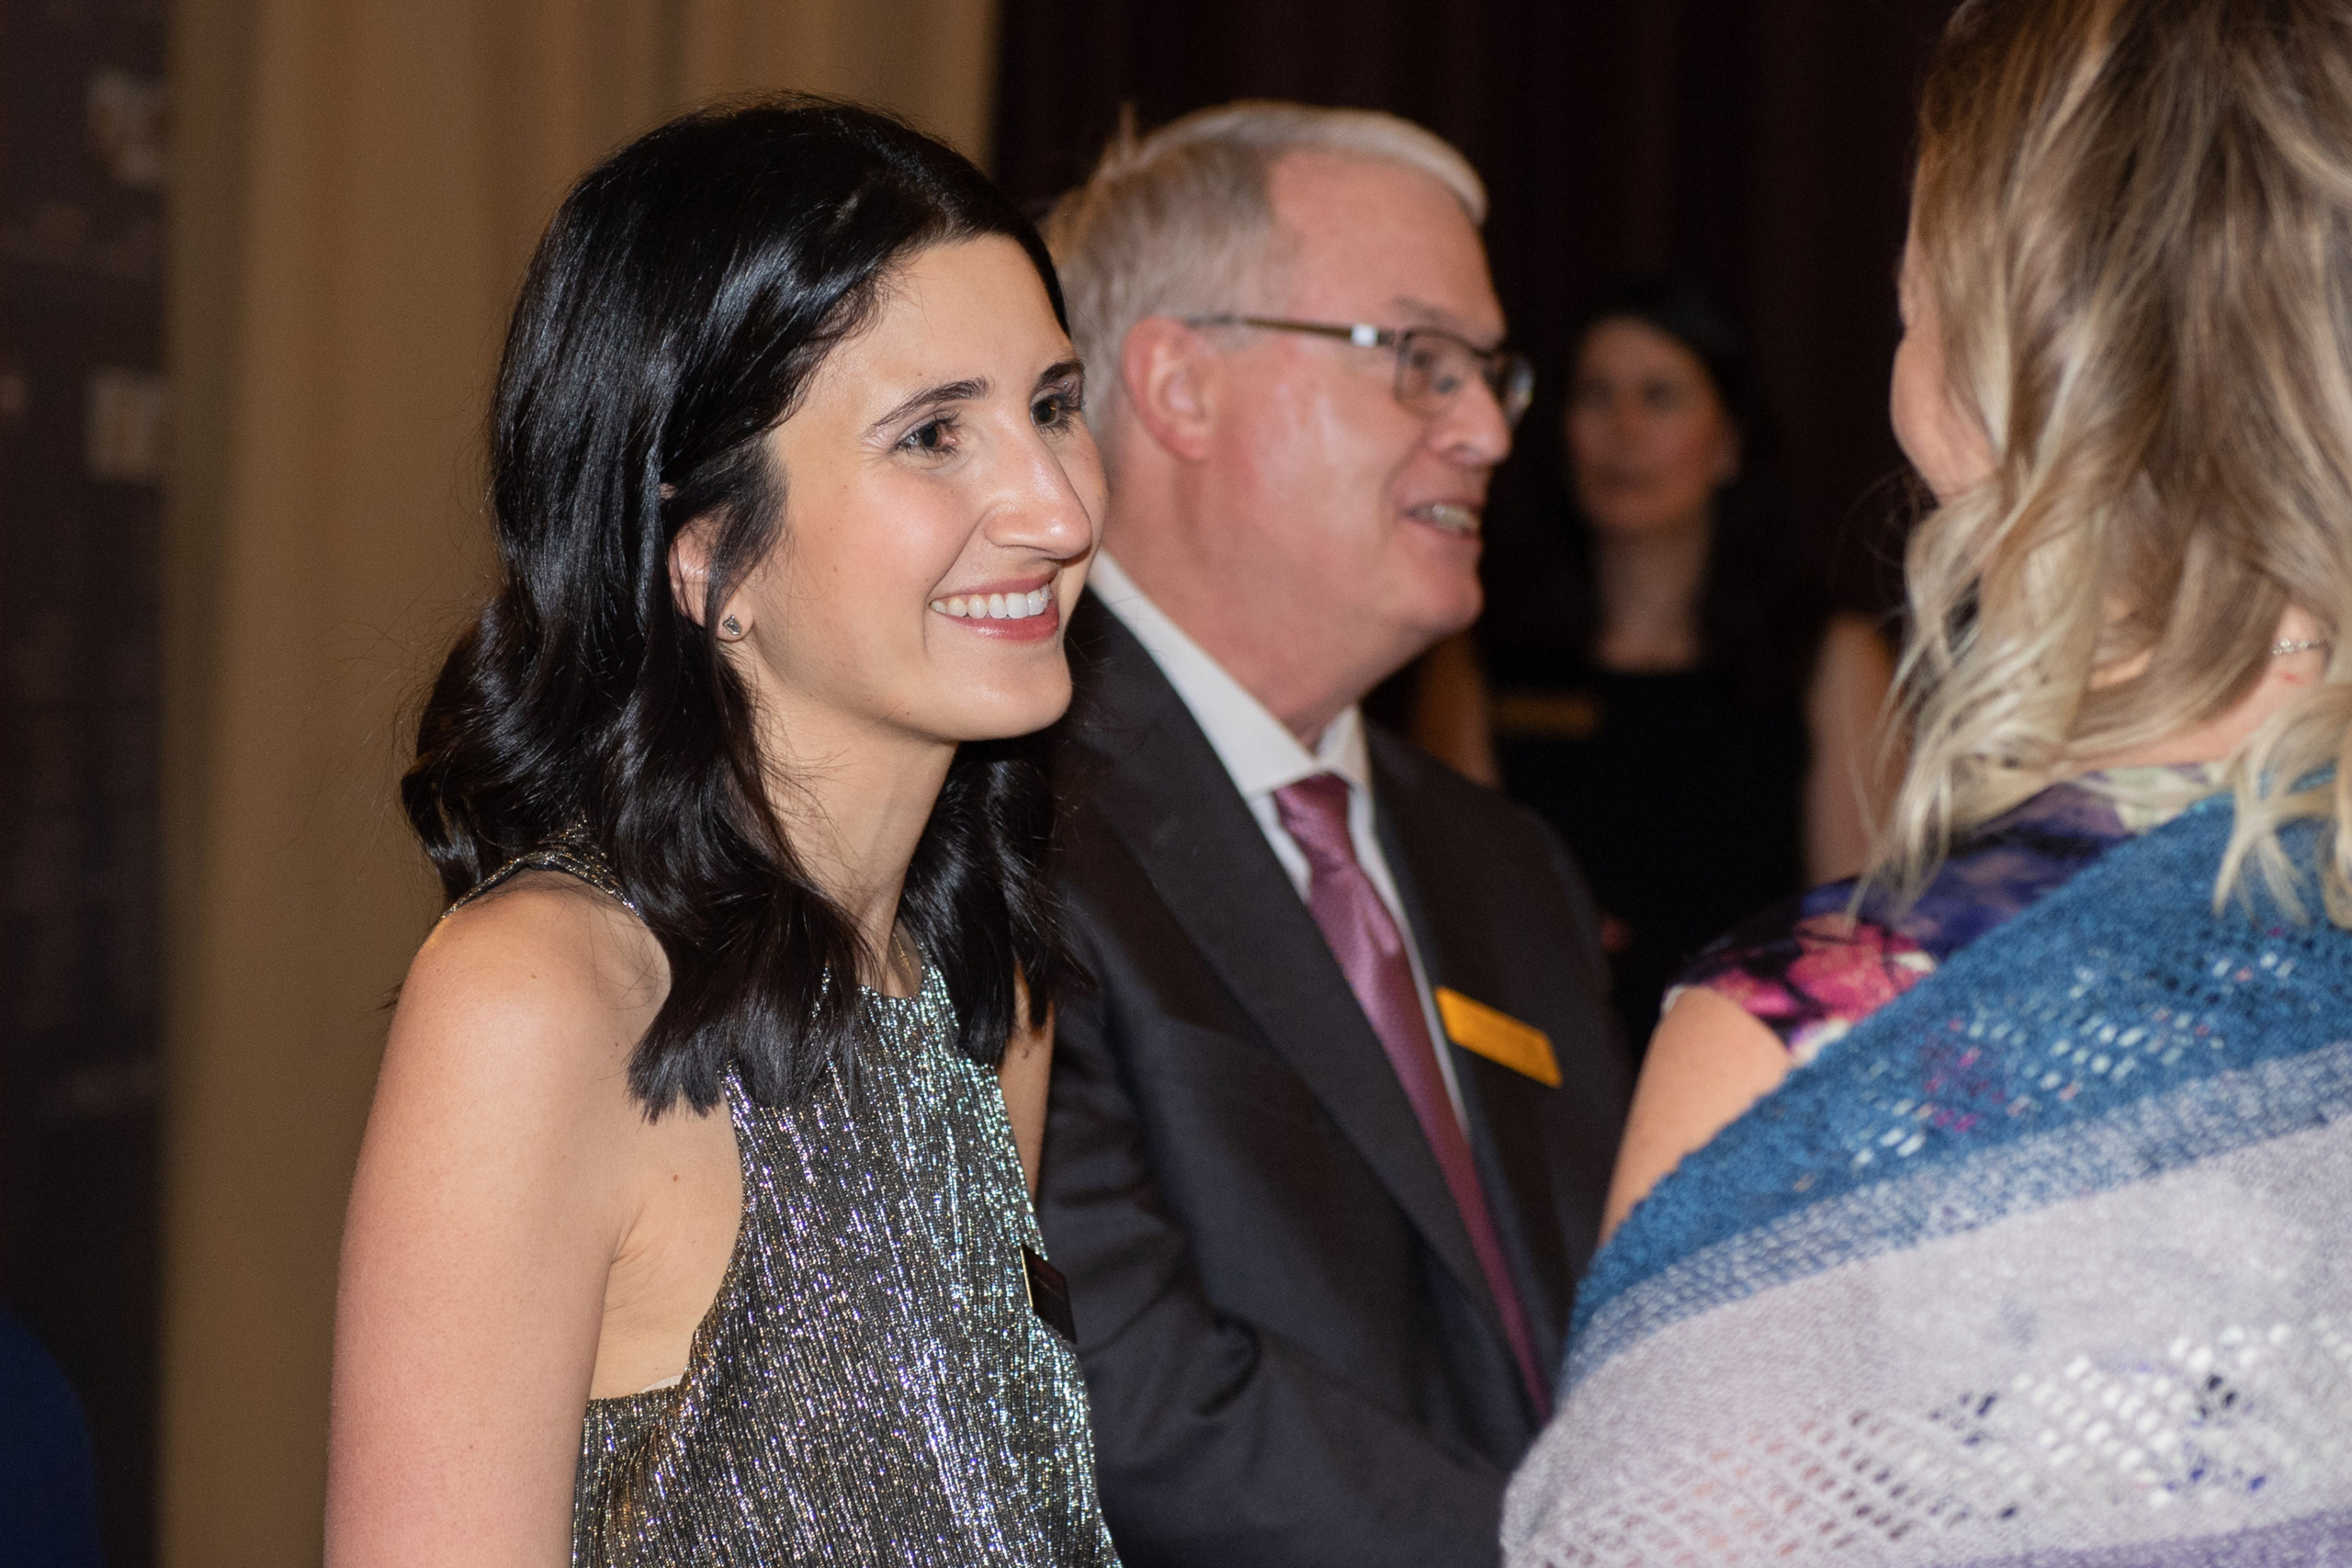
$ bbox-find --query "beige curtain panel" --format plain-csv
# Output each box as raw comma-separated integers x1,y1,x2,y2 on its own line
162,3,1000,1560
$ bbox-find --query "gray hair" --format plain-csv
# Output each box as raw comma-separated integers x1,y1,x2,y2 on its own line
1041,101,1487,451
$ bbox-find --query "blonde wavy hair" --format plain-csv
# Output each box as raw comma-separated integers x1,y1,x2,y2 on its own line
1888,0,2352,923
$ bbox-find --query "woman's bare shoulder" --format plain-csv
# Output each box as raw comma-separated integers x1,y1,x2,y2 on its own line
384,874,667,1137
1814,611,1897,690
410,873,662,1035
1600,987,1793,1241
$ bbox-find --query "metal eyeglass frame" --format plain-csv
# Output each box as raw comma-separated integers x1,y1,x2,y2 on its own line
1185,313,1535,430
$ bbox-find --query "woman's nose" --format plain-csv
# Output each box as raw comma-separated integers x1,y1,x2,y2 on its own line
990,439,1097,558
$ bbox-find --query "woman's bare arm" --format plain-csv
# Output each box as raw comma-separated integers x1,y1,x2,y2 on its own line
1597,612,1888,1242
326,890,652,1567
1804,612,1898,885
1600,987,1793,1242
999,983,1052,1197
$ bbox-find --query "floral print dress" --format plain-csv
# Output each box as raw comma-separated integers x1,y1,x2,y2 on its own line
1678,770,2201,1060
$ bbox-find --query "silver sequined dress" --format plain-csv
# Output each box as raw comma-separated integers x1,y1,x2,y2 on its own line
454,842,1119,1566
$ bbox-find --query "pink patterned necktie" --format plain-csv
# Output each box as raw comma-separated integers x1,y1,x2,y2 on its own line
1272,773,1550,1416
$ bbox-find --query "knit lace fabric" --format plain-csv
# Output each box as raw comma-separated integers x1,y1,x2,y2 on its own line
1504,795,2352,1566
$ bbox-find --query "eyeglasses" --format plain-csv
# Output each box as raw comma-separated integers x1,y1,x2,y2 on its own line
1186,314,1535,430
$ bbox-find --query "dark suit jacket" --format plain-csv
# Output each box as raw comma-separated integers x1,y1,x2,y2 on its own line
1039,601,1632,1567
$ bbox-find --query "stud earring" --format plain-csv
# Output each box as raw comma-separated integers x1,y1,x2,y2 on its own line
720,615,744,640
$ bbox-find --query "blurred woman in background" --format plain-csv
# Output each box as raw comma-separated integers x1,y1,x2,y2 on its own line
326,101,1116,1565
1508,0,2352,1560
1436,278,1892,1051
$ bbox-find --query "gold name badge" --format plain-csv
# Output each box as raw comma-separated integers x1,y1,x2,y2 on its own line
1434,987,1560,1087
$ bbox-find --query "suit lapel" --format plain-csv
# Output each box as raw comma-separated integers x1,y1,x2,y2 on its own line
1065,604,1502,1334
1373,745,1577,1376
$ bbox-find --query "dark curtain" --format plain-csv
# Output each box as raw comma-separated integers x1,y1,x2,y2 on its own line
993,0,1960,618
0,0,167,1563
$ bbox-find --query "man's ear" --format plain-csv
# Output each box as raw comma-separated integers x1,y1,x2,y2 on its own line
668,516,720,627
1715,425,1744,488
1122,316,1219,462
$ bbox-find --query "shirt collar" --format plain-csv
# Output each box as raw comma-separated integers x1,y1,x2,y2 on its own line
1088,552,1371,803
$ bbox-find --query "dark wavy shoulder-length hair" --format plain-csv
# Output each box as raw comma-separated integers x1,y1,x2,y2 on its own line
1489,275,1828,705
402,96,1079,1114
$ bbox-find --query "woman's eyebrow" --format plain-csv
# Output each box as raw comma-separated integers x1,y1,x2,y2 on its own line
1035,358,1084,388
865,377,989,436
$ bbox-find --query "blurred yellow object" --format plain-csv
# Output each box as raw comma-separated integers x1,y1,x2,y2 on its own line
1436,987,1560,1087
1492,688,1603,741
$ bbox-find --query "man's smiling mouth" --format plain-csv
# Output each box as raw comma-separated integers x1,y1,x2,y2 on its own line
1407,501,1480,536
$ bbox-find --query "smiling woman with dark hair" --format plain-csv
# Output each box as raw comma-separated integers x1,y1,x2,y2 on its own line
324,99,1117,1565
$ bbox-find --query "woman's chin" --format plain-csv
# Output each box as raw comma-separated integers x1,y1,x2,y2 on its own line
925,676,1075,745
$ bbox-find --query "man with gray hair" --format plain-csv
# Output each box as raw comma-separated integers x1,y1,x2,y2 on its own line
1037,103,1629,1564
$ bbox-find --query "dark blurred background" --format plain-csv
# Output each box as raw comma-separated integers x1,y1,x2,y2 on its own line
994,0,1954,620
1,3,168,1565
0,2,1948,1561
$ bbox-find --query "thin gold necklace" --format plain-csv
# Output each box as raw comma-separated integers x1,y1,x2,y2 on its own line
887,928,920,995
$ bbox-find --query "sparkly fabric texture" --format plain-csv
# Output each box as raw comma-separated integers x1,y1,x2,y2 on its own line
443,823,639,919
1504,793,2352,1565
573,965,1119,1566
452,842,1117,1565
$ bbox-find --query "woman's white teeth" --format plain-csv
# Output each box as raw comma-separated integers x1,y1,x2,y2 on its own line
927,588,1052,620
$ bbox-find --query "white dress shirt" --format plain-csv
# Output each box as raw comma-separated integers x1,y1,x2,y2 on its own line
1087,553,1467,1126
